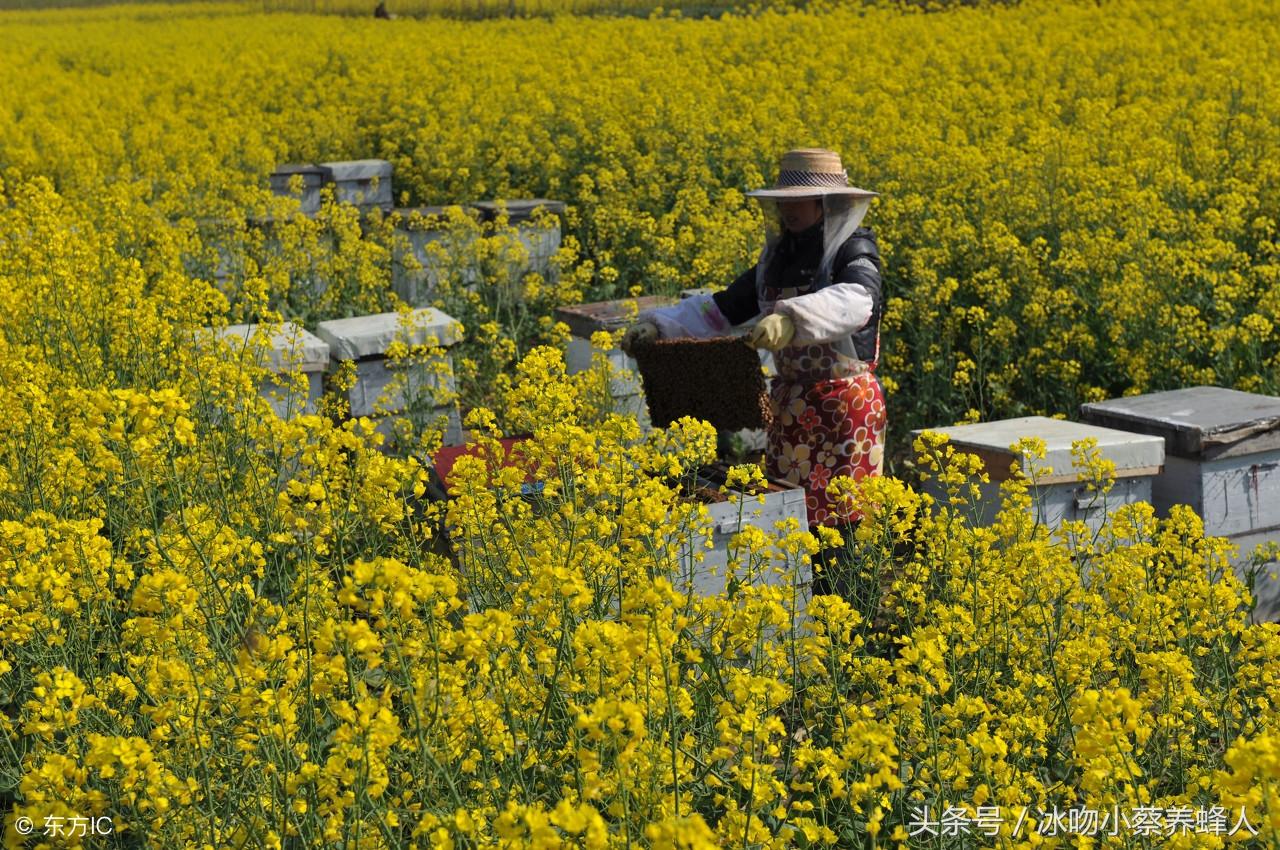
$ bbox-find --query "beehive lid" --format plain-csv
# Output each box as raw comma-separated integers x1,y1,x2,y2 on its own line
1081,386,1280,460
471,199,566,223
555,296,676,338
392,205,453,220
315,308,461,360
320,159,393,181
216,322,330,372
270,163,331,180
633,336,772,431
910,416,1164,483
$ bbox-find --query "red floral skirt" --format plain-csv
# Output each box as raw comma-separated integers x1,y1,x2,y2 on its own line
766,371,887,526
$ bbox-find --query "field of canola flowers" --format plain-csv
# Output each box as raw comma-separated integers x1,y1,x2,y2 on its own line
3,0,1280,846
4,0,1279,440
0,0,803,16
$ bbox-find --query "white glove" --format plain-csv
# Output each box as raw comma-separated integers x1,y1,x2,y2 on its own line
745,314,795,351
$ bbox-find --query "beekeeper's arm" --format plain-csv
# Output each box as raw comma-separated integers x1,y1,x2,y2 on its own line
623,266,760,352
770,237,882,346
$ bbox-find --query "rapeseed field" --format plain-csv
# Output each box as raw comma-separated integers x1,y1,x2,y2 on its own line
2,0,1279,846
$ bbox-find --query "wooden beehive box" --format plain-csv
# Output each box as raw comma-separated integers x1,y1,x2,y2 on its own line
268,164,331,216
910,416,1165,532
315,308,464,446
321,159,394,211
471,198,565,277
1081,386,1280,619
214,322,330,419
678,463,811,605
389,205,463,305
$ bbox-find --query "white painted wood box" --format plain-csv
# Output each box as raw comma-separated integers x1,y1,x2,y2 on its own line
677,465,811,608
390,200,564,307
268,164,330,216
214,322,330,419
315,308,464,446
321,159,394,212
388,205,463,306
470,199,565,277
556,296,677,427
910,416,1165,532
1081,386,1280,619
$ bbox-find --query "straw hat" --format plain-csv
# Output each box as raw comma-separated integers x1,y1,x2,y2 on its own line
746,148,878,200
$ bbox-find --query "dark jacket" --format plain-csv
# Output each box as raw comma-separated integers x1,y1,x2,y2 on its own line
712,224,884,364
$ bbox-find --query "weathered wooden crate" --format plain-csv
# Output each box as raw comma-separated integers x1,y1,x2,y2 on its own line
214,322,330,419
321,159,394,212
911,416,1165,532
556,296,677,426
269,160,393,215
186,215,288,290
1081,386,1280,619
678,465,811,609
315,308,464,446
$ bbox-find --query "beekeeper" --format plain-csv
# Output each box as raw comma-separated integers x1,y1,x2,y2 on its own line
622,148,887,531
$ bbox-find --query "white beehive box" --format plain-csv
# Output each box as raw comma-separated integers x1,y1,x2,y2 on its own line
911,416,1165,532
470,199,565,277
214,322,330,419
321,159,394,212
315,308,464,446
389,205,461,306
268,164,330,216
390,201,564,307
556,296,678,427
677,466,811,609
1081,386,1280,619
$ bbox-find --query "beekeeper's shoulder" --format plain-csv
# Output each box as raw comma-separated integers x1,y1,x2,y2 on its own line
837,226,881,271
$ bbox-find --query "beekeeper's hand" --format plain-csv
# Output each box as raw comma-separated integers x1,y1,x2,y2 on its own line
746,314,795,351
620,321,659,355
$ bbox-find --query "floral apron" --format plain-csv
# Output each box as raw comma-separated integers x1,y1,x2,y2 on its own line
763,283,887,527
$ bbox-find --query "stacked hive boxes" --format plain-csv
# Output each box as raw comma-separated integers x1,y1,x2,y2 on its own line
192,160,398,295
268,160,394,214
268,164,331,216
680,466,811,608
389,205,458,306
391,199,565,306
910,416,1166,532
213,322,330,419
1081,386,1280,619
322,160,394,211
315,308,464,447
470,198,565,275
